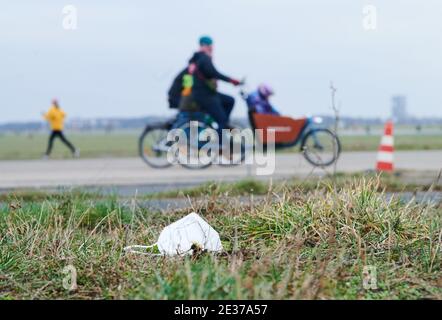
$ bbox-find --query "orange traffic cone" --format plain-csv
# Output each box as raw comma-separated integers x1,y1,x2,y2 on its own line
376,121,394,172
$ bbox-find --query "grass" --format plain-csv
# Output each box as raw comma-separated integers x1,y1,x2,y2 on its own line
0,177,441,299
0,188,103,203
146,172,442,199
0,132,138,160
340,134,442,152
148,179,270,199
0,131,441,160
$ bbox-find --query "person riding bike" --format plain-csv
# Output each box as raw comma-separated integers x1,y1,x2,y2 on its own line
247,84,280,115
168,36,242,138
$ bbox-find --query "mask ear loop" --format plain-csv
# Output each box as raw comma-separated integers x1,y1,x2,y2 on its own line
123,244,163,256
123,244,195,256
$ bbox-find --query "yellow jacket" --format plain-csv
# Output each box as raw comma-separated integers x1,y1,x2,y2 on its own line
44,105,66,131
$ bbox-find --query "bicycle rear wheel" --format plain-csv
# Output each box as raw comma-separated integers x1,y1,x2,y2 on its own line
301,128,341,167
176,120,214,170
139,124,173,168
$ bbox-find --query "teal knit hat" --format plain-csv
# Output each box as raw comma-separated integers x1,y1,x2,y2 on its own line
199,35,213,46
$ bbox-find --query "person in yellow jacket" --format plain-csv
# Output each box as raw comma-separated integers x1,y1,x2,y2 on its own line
42,99,79,158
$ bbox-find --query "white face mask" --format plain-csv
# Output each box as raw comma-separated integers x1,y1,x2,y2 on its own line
124,212,223,256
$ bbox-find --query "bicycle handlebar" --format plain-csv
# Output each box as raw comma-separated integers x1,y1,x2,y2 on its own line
237,77,248,99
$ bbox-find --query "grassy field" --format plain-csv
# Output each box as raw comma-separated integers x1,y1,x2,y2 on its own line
0,132,139,160
1,178,441,299
0,131,441,160
339,135,442,152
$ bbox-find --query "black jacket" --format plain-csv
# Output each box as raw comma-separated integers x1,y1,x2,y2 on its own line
189,51,232,96
167,51,233,108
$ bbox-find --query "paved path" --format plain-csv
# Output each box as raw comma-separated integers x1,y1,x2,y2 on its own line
0,151,441,189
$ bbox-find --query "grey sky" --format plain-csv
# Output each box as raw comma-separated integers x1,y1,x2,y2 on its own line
1,0,441,123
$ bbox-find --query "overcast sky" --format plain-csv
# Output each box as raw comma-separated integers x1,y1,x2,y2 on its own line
1,0,441,123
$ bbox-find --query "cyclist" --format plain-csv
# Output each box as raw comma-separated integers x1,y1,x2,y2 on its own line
170,36,242,136
247,84,280,115
42,99,79,158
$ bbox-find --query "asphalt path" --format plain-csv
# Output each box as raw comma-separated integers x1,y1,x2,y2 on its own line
0,151,441,190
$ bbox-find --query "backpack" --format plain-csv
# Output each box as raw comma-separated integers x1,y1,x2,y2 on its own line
167,69,187,109
167,65,197,109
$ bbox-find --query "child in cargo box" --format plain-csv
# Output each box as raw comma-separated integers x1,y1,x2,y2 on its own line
246,84,279,115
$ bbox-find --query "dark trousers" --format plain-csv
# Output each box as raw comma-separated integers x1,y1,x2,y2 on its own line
193,92,235,134
45,130,76,155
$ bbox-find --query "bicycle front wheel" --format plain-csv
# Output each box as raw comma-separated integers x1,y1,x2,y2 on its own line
301,128,341,167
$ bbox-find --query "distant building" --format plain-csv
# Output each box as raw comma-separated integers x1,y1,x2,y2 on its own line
391,95,408,123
